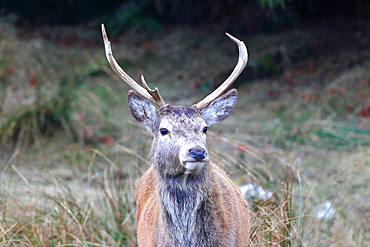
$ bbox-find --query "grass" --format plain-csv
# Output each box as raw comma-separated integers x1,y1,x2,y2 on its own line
0,147,138,246
1,18,370,246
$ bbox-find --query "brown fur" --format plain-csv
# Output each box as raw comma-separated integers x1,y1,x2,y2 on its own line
128,90,250,247
135,163,250,247
102,24,250,245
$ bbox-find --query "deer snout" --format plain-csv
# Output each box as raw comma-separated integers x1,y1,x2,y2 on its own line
189,147,207,161
179,143,208,175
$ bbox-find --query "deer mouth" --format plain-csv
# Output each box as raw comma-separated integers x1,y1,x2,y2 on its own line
183,161,205,175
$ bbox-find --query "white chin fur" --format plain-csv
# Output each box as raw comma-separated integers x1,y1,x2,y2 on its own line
183,162,205,175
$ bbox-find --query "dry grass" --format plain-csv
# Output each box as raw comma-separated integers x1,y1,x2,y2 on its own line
1,18,370,246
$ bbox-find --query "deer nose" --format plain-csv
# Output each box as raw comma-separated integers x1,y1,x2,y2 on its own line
189,148,207,161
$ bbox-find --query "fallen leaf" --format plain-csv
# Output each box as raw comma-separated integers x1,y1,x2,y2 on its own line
343,103,353,111
84,125,94,138
30,78,37,87
360,79,369,87
77,113,85,121
359,105,370,118
238,144,248,152
29,70,37,78
101,135,114,144
283,70,294,81
358,122,367,128
268,89,281,99
5,67,12,75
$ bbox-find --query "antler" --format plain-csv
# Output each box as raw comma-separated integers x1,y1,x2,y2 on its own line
195,33,248,111
101,23,166,108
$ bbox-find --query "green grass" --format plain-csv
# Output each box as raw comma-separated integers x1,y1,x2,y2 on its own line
271,119,370,149
1,20,370,246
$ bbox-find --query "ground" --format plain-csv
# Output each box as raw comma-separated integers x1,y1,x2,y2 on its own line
1,16,370,246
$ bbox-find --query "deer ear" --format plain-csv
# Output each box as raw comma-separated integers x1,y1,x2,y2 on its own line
127,90,157,131
201,89,238,126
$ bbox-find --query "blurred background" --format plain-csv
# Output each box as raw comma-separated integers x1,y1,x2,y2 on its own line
1,0,370,246
0,0,367,28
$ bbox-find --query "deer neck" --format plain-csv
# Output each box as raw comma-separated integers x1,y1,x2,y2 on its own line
156,167,221,246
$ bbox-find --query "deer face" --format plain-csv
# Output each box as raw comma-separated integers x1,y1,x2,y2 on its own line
127,89,237,177
102,25,246,177
155,106,208,177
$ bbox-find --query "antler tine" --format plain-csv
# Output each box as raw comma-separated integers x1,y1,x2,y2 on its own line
141,75,166,108
101,23,166,107
195,33,248,111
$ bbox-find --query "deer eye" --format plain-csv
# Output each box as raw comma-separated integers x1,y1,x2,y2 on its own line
203,127,208,134
160,128,169,135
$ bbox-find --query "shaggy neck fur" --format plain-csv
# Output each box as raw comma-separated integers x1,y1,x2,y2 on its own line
157,168,221,247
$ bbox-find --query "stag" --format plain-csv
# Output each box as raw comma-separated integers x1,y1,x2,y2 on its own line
101,24,250,247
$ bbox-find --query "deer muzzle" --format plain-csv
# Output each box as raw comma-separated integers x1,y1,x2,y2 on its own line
180,144,208,175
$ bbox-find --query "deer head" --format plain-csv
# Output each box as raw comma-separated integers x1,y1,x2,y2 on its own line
101,24,248,178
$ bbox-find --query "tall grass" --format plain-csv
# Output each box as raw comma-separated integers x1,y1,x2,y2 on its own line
0,138,145,246
1,131,306,246
1,20,370,246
